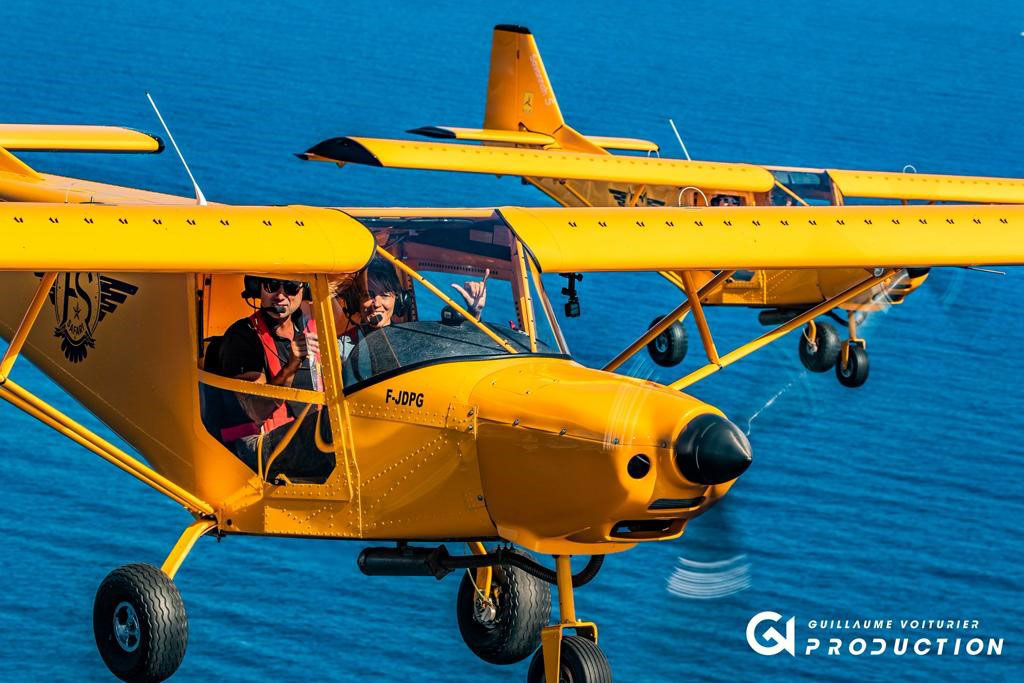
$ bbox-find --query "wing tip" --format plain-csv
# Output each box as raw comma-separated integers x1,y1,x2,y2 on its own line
299,137,383,167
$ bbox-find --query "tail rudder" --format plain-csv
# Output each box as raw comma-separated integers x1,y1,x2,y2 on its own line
484,25,601,152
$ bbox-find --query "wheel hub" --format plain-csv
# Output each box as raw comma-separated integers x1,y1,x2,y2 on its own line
112,601,141,653
473,596,498,624
655,335,668,353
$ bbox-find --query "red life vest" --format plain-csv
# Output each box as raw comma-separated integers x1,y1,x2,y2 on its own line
219,312,320,443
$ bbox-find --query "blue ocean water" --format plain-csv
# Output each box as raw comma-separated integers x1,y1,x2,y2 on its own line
0,0,1022,681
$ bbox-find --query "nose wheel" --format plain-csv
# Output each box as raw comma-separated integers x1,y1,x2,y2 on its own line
835,313,869,388
836,341,869,388
524,555,612,683
527,635,611,683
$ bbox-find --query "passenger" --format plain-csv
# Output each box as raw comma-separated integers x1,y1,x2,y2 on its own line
334,257,488,361
710,194,743,206
217,276,333,481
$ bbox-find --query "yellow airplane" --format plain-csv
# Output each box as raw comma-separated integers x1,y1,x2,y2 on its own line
0,124,1022,682
300,24,1024,388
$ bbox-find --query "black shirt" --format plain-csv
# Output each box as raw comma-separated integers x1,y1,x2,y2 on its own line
218,310,315,416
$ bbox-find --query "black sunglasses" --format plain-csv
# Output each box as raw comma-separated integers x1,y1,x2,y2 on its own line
261,279,304,296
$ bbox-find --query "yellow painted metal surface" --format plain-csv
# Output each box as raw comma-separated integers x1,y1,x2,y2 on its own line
471,357,714,553
0,124,162,152
499,205,1024,272
0,271,245,511
829,168,1024,203
0,170,194,203
302,137,777,192
0,204,375,273
345,361,499,540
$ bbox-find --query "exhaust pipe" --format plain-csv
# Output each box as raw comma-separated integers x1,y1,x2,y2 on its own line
357,545,452,579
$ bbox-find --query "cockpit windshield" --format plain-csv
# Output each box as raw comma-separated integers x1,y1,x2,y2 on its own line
336,211,567,390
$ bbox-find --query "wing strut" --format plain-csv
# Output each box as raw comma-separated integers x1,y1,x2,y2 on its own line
0,276,214,517
0,272,57,379
603,270,735,372
669,270,898,390
680,271,720,365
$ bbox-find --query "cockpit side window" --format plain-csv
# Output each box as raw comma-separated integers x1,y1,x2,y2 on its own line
196,273,334,484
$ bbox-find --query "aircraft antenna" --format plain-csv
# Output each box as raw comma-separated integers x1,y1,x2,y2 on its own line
146,92,207,206
668,118,692,161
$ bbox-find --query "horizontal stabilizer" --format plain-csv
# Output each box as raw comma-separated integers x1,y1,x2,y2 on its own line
408,126,659,153
408,126,555,146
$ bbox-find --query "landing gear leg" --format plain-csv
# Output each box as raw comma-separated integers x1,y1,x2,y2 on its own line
526,556,611,683
836,313,869,388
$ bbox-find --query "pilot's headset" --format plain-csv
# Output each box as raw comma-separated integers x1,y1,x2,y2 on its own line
341,259,412,319
241,276,312,302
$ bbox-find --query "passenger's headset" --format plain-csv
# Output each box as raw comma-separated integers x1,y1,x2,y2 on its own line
340,269,412,320
241,275,312,302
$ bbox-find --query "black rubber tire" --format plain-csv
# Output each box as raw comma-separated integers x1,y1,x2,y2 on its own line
526,635,613,683
836,345,870,388
798,321,840,372
93,564,188,683
647,316,688,367
456,547,551,665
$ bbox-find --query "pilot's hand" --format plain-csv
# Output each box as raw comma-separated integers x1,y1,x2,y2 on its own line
290,331,320,363
451,268,489,318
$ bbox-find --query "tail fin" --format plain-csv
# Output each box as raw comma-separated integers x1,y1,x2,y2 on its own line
483,25,602,153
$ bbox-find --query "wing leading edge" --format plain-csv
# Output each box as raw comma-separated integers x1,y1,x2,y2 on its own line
0,204,375,273
497,205,1024,272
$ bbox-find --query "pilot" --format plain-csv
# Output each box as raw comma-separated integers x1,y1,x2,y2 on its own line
334,256,488,362
217,276,333,480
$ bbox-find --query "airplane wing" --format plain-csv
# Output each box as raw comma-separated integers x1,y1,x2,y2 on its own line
0,204,375,273
828,168,1024,204
301,137,1024,206
0,124,162,153
496,205,1024,272
299,137,776,192
0,125,182,204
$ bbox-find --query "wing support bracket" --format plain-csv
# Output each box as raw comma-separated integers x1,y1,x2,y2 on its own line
603,270,735,373
669,269,897,390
